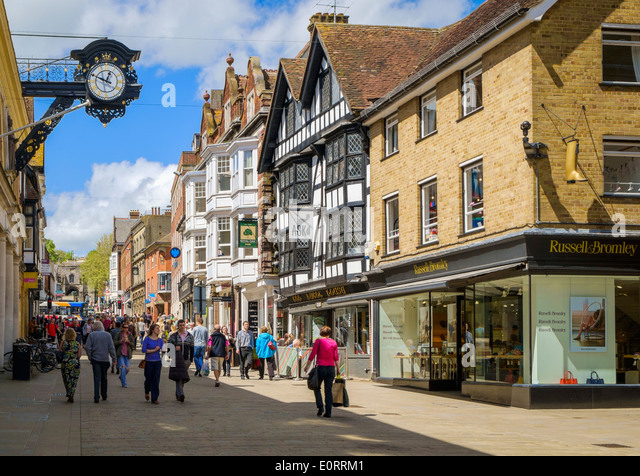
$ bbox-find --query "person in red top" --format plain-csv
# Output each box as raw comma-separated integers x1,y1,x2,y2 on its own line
304,326,340,418
47,318,58,343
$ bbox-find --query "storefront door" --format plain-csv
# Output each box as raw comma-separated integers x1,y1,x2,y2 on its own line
429,292,467,388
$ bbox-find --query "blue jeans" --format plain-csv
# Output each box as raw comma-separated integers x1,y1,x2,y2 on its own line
91,360,110,402
313,366,336,416
194,346,205,373
118,355,130,387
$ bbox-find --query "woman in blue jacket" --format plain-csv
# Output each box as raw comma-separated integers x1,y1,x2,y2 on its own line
255,326,278,380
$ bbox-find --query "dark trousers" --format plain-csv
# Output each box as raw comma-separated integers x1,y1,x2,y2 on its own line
224,349,232,375
144,360,162,403
314,365,336,416
91,360,110,402
239,347,253,376
259,356,275,379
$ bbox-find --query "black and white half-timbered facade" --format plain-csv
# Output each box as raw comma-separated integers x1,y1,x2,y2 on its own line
259,18,375,374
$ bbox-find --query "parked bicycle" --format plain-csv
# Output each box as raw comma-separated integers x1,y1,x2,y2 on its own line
3,338,58,373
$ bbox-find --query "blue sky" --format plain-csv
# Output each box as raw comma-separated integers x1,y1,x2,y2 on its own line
6,0,485,254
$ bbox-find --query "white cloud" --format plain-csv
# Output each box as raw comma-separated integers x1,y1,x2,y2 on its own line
43,158,176,255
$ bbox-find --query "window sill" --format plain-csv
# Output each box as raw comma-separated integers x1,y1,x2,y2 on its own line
600,81,640,88
457,106,484,123
381,251,401,259
416,130,438,144
417,239,439,250
381,150,400,162
458,227,485,238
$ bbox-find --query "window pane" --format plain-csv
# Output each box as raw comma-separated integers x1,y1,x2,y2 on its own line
347,155,362,178
244,151,254,187
602,29,640,83
386,197,399,252
422,92,437,136
603,140,640,195
386,115,398,156
463,64,482,116
422,182,438,243
464,162,484,231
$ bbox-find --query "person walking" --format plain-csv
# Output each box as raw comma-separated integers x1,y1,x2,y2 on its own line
59,328,82,403
304,326,340,418
168,319,194,402
192,316,209,377
142,323,164,404
256,326,278,381
114,322,135,388
136,317,146,348
235,321,255,380
206,324,228,387
110,321,121,374
221,325,233,377
84,321,117,404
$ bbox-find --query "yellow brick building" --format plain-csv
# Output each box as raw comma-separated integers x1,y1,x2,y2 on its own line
341,0,640,407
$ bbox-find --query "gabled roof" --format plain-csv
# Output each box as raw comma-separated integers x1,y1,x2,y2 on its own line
310,23,440,112
280,58,306,101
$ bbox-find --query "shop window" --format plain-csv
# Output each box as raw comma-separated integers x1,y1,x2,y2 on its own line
421,90,437,137
385,113,398,157
385,195,400,254
462,158,484,232
473,278,524,384
334,306,369,355
615,279,640,384
603,138,640,195
462,62,482,117
602,25,640,84
420,179,438,244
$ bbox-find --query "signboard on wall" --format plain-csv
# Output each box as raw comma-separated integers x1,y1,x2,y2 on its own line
570,297,606,353
248,301,259,338
238,219,258,248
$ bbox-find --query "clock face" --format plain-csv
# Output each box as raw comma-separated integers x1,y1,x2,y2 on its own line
87,63,126,102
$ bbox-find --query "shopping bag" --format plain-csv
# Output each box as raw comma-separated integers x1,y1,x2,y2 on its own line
586,371,604,384
202,360,210,377
332,377,349,407
332,378,345,406
560,371,577,384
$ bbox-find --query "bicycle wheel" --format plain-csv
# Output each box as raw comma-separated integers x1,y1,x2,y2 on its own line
36,352,57,373
3,352,13,372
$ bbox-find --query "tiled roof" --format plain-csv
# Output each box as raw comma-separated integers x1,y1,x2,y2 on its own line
412,0,548,72
280,59,306,101
315,23,440,111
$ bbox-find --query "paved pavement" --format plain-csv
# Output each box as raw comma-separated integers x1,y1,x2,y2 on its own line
0,352,639,457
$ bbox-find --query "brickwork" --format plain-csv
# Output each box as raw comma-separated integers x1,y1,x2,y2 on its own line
369,0,640,268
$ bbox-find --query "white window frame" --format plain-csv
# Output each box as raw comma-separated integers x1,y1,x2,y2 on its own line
420,177,438,244
462,62,482,117
461,157,484,233
217,217,231,257
244,150,255,188
195,235,206,270
385,113,399,157
195,182,206,213
218,156,231,193
421,91,437,138
384,194,400,254
602,24,640,84
603,137,640,195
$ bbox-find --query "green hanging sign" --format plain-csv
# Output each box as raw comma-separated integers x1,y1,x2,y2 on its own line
238,219,258,248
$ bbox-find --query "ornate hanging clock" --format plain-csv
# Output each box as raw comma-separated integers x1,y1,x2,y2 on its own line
71,39,143,125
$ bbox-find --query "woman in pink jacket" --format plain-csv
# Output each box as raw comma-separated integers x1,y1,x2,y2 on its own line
304,326,340,418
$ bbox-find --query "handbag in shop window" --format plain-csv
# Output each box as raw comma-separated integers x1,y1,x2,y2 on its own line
560,370,577,385
586,371,604,384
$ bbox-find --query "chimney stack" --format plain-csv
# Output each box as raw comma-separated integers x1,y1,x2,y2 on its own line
308,12,349,32
130,210,140,219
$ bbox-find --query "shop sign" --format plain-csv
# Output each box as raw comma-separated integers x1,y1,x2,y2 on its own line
413,259,448,276
528,235,640,268
24,272,39,289
41,260,51,276
283,283,368,307
248,301,259,338
238,219,258,248
548,240,637,257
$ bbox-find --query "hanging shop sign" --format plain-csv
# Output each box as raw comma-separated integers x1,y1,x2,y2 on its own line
238,219,258,248
24,272,39,289
282,283,368,308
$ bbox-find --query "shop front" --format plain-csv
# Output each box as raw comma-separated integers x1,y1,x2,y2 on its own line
282,282,371,378
343,230,640,408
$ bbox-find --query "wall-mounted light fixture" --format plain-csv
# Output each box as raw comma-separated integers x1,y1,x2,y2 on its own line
521,121,548,160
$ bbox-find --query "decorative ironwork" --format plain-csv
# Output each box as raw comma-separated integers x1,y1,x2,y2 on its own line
15,96,75,171
17,57,77,82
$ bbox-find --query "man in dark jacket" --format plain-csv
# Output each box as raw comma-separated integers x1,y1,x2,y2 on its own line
207,324,228,387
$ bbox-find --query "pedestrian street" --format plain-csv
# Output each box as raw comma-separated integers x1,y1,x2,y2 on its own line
0,354,639,458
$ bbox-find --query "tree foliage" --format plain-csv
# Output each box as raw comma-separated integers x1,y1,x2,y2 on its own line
44,239,75,263
80,233,113,295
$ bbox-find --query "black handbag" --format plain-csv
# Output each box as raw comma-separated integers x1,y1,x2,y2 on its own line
586,371,604,384
307,366,320,390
